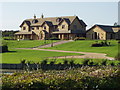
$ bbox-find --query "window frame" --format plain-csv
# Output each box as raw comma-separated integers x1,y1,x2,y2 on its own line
62,25,65,29
44,26,46,30
23,27,26,30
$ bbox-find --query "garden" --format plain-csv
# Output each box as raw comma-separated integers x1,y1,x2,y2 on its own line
1,66,120,89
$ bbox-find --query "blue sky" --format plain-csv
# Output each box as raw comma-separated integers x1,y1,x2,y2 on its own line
1,2,118,30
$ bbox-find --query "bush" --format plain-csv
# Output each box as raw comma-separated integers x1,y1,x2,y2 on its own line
91,40,110,47
74,37,86,41
82,58,90,65
1,45,8,53
91,43,102,47
110,62,115,66
2,66,120,89
101,60,107,66
49,37,60,40
41,59,48,65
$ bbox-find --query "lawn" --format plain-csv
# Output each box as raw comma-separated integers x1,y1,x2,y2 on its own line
1,40,119,64
1,40,81,64
2,40,59,48
45,40,119,57
2,49,81,64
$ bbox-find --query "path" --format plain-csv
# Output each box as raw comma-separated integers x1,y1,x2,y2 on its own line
37,40,73,48
16,48,114,60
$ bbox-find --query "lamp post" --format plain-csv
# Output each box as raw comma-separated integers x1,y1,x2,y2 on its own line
51,35,53,47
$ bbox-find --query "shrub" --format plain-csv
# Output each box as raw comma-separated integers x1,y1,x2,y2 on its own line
41,59,48,65
91,43,102,47
50,61,55,65
101,60,107,66
91,40,110,47
89,61,94,66
82,58,90,65
63,60,68,65
49,37,60,40
1,45,8,53
69,60,75,65
74,37,86,41
110,62,115,66
2,66,120,89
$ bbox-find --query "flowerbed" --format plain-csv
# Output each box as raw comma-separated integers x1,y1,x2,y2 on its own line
2,66,120,89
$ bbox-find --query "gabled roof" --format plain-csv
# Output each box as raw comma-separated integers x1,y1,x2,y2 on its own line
20,21,31,27
87,24,120,33
41,21,53,27
20,16,86,27
58,18,71,25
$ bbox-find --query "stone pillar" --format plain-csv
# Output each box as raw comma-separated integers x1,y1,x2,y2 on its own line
62,34,64,40
58,34,61,39
30,35,32,40
23,35,25,39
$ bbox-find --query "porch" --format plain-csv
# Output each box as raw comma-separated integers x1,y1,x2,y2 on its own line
52,33,76,40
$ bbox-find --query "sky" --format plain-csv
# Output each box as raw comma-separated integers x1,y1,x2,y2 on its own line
0,2,118,30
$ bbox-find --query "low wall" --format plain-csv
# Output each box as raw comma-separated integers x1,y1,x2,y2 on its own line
1,63,82,70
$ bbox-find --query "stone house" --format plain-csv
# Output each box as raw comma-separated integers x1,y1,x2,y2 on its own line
86,24,120,40
15,15,87,40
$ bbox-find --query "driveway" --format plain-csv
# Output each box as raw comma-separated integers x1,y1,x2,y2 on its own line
16,48,114,60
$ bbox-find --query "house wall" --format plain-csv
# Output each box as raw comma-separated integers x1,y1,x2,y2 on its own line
58,21,69,31
21,23,30,32
106,33,115,40
70,18,86,33
115,31,120,40
42,24,50,32
86,26,106,40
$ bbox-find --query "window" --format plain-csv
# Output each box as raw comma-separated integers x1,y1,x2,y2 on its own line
37,27,39,30
56,18,62,22
110,34,113,39
23,27,26,30
62,25,65,29
32,19,38,24
44,26,46,29
32,27,34,30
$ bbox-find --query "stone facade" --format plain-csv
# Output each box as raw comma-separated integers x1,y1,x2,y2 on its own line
15,15,87,40
86,25,120,40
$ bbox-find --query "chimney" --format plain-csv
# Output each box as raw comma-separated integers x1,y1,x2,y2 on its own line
34,14,36,19
41,13,44,18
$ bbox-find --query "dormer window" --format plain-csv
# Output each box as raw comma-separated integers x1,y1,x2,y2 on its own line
32,27,34,30
56,18,62,22
62,25,65,29
44,26,46,29
23,27,26,30
32,19,38,24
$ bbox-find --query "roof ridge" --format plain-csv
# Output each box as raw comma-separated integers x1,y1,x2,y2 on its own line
26,16,76,20
96,24,113,27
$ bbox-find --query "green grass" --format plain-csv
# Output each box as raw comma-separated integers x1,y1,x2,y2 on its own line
1,40,81,64
45,40,119,57
2,49,81,64
1,40,119,64
3,40,58,48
